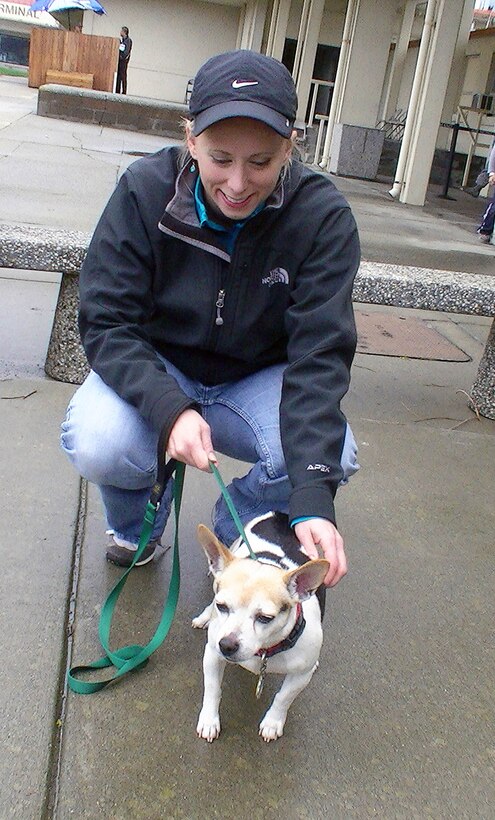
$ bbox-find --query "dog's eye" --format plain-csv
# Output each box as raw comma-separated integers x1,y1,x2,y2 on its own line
256,614,275,625
216,602,229,614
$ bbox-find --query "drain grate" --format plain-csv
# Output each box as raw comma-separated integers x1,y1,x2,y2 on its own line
355,310,471,361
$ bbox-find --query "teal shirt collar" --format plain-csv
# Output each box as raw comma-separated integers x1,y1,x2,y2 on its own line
194,178,264,253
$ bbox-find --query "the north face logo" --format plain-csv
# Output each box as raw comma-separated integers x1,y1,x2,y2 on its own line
261,267,289,287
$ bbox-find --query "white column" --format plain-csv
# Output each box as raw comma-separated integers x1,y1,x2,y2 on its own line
321,0,360,167
388,0,438,200
238,0,269,51
292,0,311,84
294,0,326,121
438,0,475,149
336,0,397,126
380,0,417,123
400,0,471,204
322,0,396,169
266,0,292,61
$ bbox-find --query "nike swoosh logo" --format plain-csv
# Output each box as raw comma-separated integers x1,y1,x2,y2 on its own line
232,80,259,88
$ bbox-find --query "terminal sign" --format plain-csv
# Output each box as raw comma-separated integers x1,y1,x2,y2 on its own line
0,0,60,27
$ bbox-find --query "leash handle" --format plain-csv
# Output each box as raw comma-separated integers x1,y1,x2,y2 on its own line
67,460,185,694
208,461,257,561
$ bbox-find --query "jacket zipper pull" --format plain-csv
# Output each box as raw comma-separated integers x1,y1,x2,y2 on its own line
215,289,225,326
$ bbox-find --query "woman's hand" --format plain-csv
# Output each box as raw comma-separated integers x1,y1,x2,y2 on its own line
294,517,348,587
167,408,217,471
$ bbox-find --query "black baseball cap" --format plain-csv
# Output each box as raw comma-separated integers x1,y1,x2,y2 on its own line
189,50,298,138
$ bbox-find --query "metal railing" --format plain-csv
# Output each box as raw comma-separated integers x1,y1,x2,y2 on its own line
376,108,408,141
307,78,334,165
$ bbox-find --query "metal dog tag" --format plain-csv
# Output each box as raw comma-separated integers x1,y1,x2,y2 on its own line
255,653,267,699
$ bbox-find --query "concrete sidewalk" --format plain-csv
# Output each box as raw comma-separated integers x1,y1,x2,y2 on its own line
1,75,494,819
0,76,177,235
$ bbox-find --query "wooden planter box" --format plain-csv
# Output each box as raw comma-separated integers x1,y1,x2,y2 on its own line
29,28,118,93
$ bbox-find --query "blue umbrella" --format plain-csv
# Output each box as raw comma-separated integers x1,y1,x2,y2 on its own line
30,0,106,12
30,0,106,30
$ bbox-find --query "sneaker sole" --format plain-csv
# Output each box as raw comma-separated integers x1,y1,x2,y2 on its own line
105,549,156,568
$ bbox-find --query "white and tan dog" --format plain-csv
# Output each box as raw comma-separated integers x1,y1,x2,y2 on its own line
193,512,329,742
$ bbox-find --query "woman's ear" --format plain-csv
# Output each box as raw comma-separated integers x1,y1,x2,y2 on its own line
286,131,297,161
185,120,198,160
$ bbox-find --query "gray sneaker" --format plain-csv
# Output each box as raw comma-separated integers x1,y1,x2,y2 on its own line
105,533,161,567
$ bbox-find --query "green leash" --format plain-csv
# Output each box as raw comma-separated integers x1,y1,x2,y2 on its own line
67,459,256,694
67,460,185,694
208,461,257,560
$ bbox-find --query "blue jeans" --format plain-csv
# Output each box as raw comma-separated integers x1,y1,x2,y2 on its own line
478,196,495,236
61,358,359,545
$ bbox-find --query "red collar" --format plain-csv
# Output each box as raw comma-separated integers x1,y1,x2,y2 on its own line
255,602,306,659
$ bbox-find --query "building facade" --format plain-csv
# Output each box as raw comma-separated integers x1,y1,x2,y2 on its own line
2,0,494,205
0,0,58,64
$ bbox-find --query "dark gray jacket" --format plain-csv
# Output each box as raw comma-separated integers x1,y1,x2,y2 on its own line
79,147,360,524
118,35,132,62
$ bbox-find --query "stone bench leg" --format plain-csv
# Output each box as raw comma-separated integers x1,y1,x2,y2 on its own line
470,317,495,420
45,272,89,385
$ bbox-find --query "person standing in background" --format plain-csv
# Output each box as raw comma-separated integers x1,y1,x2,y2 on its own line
116,26,132,95
477,138,495,244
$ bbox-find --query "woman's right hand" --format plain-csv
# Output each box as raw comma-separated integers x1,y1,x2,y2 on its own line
167,408,217,471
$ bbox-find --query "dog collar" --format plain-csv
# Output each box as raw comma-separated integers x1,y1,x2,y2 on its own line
256,602,306,659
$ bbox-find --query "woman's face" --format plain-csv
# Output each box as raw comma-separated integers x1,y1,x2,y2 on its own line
187,117,293,220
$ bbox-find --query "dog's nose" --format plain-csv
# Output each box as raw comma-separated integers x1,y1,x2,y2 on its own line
219,634,239,657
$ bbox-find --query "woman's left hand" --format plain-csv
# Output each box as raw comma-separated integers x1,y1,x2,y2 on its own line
294,518,348,587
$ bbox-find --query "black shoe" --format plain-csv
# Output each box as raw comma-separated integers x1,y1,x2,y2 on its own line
463,185,481,198
106,533,160,567
478,232,492,244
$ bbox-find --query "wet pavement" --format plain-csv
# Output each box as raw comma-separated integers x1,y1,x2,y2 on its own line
0,74,494,820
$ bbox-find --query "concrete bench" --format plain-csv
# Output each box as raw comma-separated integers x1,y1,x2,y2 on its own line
37,85,187,138
0,223,494,419
45,70,94,89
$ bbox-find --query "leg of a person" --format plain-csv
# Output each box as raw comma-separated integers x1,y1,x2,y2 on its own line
122,63,128,94
61,371,168,543
203,364,360,545
478,196,495,235
484,198,495,233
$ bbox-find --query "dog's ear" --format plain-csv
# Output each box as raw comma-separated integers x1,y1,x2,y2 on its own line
197,525,235,576
283,559,329,601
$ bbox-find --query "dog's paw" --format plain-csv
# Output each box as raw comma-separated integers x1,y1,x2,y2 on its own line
259,715,285,742
192,603,213,629
197,711,221,742
191,614,209,629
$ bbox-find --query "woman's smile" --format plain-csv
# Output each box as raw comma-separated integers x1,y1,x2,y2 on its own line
218,191,254,210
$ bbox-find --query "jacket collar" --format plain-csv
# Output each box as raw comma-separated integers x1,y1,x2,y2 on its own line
158,156,304,261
